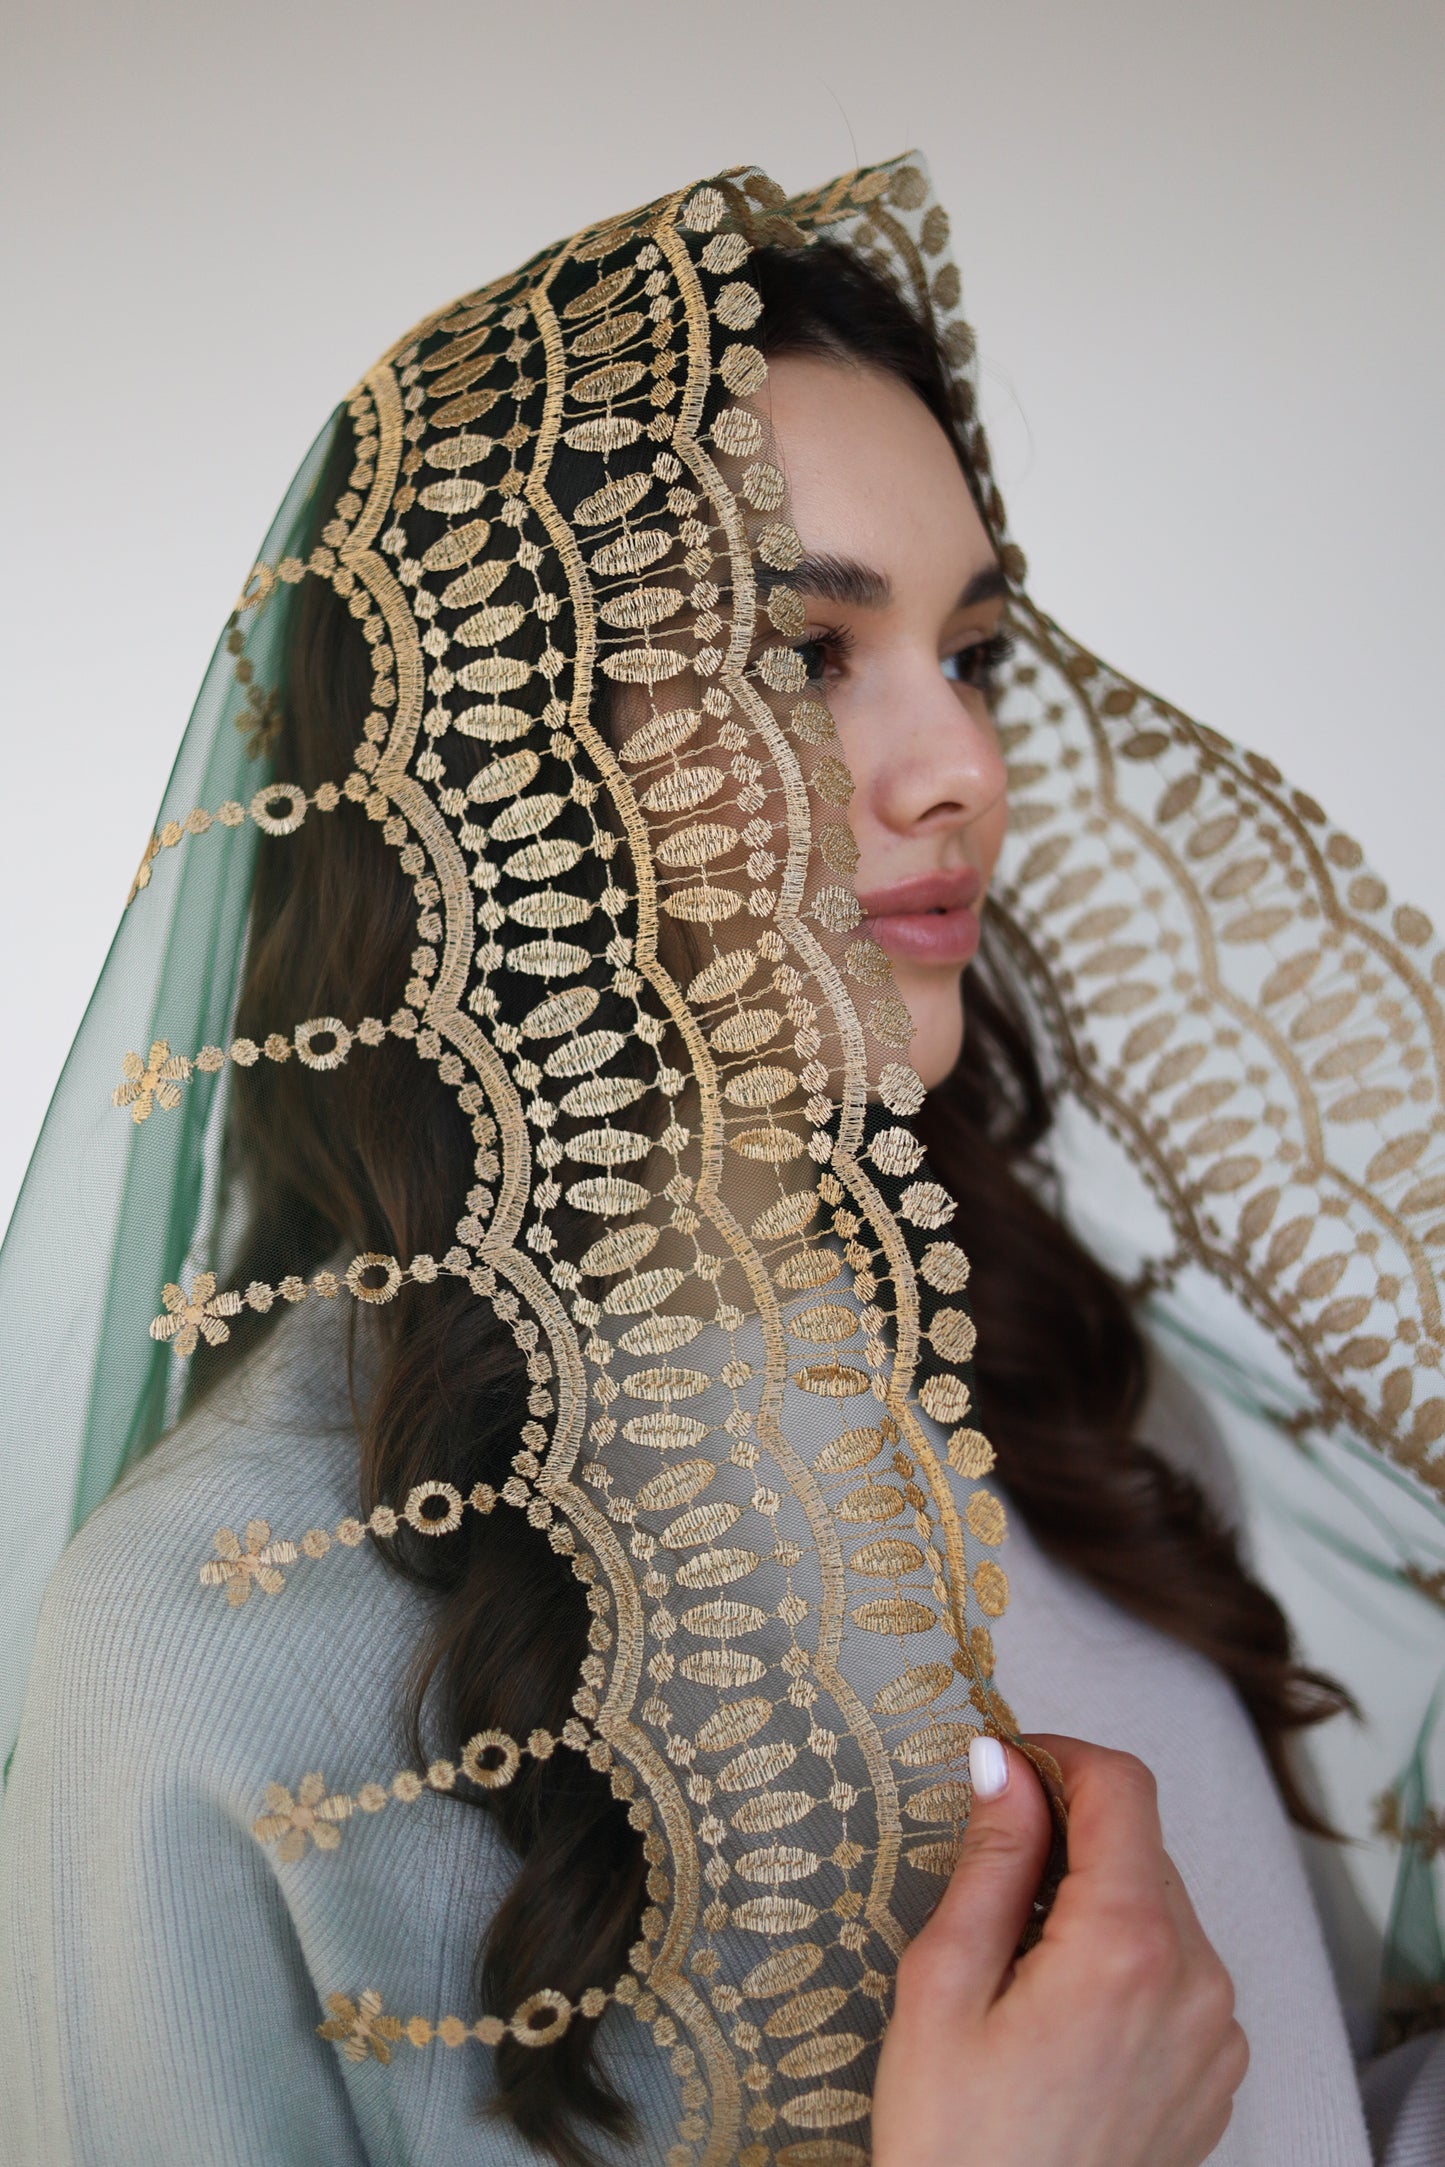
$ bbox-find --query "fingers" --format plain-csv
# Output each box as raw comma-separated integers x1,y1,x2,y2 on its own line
1025,1732,1173,1909
897,1738,1055,2023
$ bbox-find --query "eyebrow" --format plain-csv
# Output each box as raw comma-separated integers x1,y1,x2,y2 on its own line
781,553,1007,612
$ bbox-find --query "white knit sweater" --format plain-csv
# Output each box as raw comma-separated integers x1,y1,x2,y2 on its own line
1,1306,1439,2164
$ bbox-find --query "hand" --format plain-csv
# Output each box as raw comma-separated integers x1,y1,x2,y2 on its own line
872,1734,1248,2167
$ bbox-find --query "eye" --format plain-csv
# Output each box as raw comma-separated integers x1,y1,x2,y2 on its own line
790,626,854,687
942,631,1015,694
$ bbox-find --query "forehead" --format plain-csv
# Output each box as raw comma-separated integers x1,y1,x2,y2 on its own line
757,353,994,594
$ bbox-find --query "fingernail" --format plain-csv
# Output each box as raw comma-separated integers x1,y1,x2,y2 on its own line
969,1735,1009,1800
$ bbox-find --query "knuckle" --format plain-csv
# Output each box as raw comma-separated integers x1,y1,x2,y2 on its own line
1192,1959,1236,2035
1096,1910,1176,1997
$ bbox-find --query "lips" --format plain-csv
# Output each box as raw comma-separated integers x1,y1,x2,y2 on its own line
857,869,984,968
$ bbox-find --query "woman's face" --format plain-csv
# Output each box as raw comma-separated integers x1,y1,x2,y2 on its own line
762,355,1010,1091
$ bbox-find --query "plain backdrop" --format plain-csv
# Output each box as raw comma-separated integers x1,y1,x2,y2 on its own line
1,0,1441,1229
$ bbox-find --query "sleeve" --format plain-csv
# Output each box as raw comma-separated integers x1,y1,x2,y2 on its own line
0,1509,371,2167
1362,2032,1445,2167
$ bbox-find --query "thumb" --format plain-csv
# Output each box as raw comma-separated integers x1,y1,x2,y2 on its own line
906,1737,1054,2018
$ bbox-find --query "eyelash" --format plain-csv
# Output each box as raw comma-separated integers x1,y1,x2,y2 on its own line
792,627,1015,694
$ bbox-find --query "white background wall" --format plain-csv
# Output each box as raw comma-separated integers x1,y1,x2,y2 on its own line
2,0,1441,1227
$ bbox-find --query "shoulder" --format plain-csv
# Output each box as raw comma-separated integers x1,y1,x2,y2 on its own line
16,1304,429,1805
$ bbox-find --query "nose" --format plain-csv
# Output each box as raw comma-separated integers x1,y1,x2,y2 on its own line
850,660,1007,843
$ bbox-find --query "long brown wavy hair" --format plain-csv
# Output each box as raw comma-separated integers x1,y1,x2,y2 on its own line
199,240,1348,2164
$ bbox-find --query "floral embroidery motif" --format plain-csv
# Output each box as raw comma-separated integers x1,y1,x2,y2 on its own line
112,1040,192,1123
149,1270,244,1355
198,1519,298,1606
317,1990,404,2065
253,1772,354,1859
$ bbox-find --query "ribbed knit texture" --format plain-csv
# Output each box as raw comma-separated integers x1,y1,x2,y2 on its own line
1,1308,1434,2162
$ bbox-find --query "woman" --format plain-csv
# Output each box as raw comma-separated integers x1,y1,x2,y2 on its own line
0,155,1440,2165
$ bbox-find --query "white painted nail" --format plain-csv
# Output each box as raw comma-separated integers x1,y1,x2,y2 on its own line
969,1735,1009,1801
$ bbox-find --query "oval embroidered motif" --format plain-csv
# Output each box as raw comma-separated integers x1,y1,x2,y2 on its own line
573,471,652,525
779,2086,870,2130
521,986,599,1038
622,1412,708,1451
599,646,688,685
727,1125,803,1162
562,414,643,452
618,1315,702,1356
815,1426,883,1471
687,946,758,1001
731,1896,819,1935
560,1074,647,1119
636,1460,714,1513
456,603,528,648
658,822,741,870
487,791,566,843
571,360,649,405
752,1192,818,1240
561,267,634,318
872,1662,955,1715
788,1304,860,1346
565,1127,649,1165
762,1984,853,2036
598,583,683,630
589,532,672,583
640,764,725,814
895,1722,977,1770
504,837,582,882
681,1599,768,1640
439,560,507,609
694,1697,772,1751
420,518,492,571
455,655,532,694
679,1649,766,1689
510,890,591,930
578,1223,658,1277
717,1740,799,1791
722,1064,795,1109
603,1266,686,1314
794,1363,871,1399
772,1250,843,1291
736,1845,821,1885
543,1029,626,1078
740,1944,824,1998
661,1500,743,1550
623,1366,710,1404
506,937,589,979
905,1781,972,1822
565,1177,648,1215
835,1484,906,1524
674,1547,760,1590
571,310,645,357
849,1537,925,1577
849,1597,937,1635
729,1788,816,1833
466,749,540,803
777,2034,867,2082
662,885,746,925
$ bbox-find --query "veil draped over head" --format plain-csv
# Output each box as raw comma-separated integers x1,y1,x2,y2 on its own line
3,152,1442,2146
